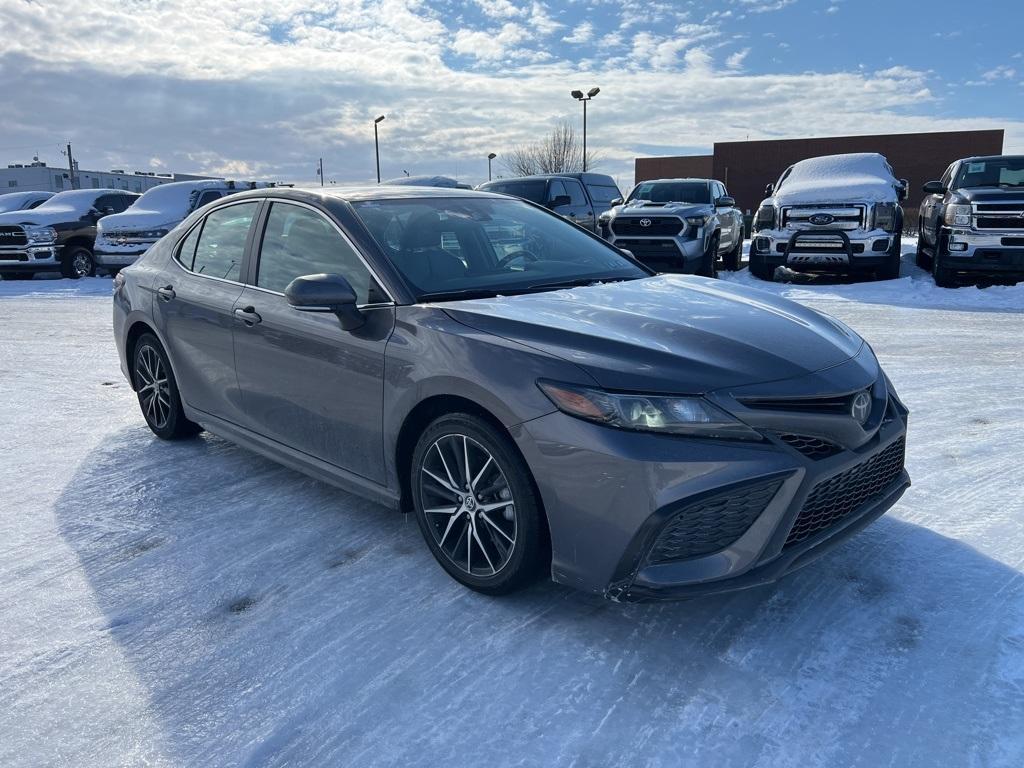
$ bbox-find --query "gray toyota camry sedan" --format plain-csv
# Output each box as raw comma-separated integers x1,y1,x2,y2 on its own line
113,186,910,601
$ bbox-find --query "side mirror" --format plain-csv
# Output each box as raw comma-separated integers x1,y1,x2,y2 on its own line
285,273,364,331
89,207,114,219
610,197,624,207
547,195,572,210
764,183,774,196
922,180,945,195
716,196,736,208
897,179,909,201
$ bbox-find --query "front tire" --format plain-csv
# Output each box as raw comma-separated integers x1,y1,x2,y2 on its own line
723,234,742,271
61,246,95,279
132,333,201,439
697,234,719,278
410,413,547,595
876,234,902,280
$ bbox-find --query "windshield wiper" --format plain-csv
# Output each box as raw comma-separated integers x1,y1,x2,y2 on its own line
526,276,637,292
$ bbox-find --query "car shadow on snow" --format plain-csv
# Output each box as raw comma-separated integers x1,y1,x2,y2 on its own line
49,426,1024,767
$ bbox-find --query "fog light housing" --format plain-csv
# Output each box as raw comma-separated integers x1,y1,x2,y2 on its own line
753,237,770,253
948,242,968,252
871,239,889,252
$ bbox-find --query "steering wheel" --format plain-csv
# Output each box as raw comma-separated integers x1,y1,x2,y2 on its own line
496,250,540,269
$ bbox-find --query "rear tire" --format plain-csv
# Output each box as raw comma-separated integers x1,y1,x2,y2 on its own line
61,246,95,279
697,234,719,278
410,413,547,595
132,333,202,440
914,226,932,270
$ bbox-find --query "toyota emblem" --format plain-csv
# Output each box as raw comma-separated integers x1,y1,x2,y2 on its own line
809,213,835,226
851,391,872,425
639,218,652,227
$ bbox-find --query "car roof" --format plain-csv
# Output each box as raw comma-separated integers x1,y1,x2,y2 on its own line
221,185,510,204
959,155,1024,163
636,178,712,184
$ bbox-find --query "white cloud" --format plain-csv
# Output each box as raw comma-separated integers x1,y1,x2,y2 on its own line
472,0,522,19
726,48,751,70
452,22,528,61
982,65,1017,81
562,21,594,44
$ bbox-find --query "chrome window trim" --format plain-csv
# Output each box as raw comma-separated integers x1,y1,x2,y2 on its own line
254,196,396,305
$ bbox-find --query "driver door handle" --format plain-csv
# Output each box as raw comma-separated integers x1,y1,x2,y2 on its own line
156,285,175,302
233,306,262,326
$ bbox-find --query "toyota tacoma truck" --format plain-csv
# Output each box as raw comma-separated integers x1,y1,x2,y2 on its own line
600,178,743,276
916,155,1024,287
0,188,139,279
749,153,907,282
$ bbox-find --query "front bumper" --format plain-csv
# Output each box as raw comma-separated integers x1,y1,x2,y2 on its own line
0,245,60,271
938,229,1024,276
95,246,151,267
751,229,894,271
607,224,705,272
516,367,909,601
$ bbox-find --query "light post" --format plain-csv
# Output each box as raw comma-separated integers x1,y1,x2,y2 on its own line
373,115,385,183
570,87,600,172
487,152,497,181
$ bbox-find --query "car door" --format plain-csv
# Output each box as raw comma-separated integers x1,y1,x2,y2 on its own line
231,200,395,483
152,199,260,425
562,178,595,232
546,179,573,223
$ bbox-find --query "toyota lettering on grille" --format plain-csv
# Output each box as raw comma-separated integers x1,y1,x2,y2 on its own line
809,213,835,226
639,218,652,227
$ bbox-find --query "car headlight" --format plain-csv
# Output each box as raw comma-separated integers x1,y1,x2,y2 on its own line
685,215,709,227
25,226,57,244
944,204,972,227
537,380,761,440
754,204,776,231
873,203,898,232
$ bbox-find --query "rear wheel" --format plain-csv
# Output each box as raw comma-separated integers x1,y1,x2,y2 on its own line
132,333,201,439
697,234,719,278
411,413,547,595
61,246,95,279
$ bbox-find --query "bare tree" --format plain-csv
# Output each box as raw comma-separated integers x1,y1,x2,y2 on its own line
501,122,599,176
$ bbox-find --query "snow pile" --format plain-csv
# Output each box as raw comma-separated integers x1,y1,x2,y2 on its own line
773,153,900,205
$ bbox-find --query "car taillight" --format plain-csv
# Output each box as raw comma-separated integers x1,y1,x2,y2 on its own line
113,272,126,292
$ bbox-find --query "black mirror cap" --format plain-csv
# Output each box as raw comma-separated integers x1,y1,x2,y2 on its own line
717,196,736,208
764,183,774,196
610,197,624,207
285,273,364,331
922,180,945,195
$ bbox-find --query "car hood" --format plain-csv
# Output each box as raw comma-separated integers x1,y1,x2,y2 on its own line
615,201,709,216
99,210,177,233
0,207,83,227
442,276,864,393
954,187,1024,204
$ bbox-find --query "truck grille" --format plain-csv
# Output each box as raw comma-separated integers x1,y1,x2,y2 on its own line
784,437,906,548
647,478,783,564
611,217,684,236
0,226,28,246
782,205,865,231
615,239,685,271
974,216,1024,231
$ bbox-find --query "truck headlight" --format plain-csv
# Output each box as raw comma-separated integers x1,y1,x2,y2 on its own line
873,203,898,232
754,204,776,231
685,215,709,227
537,380,761,441
944,204,972,227
25,226,57,245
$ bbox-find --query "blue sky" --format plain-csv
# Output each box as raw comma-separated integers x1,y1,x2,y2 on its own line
1,0,1020,188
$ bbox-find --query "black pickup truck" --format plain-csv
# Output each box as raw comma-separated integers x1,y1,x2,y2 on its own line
0,188,139,279
477,172,622,234
917,155,1024,287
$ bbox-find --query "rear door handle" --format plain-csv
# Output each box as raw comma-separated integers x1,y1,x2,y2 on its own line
156,285,175,301
233,306,262,326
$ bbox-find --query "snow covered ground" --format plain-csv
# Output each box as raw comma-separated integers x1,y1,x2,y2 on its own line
2,242,1023,767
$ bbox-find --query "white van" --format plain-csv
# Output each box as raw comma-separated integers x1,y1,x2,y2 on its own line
94,179,278,272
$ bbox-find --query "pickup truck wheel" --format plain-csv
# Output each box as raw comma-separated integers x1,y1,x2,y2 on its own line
61,246,96,279
697,234,719,278
723,236,742,271
932,257,956,289
876,234,902,280
914,226,932,270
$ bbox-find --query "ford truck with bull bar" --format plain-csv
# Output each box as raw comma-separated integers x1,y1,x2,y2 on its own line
916,155,1024,287
749,153,907,282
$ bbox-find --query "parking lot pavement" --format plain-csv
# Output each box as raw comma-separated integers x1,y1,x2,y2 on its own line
1,270,1022,768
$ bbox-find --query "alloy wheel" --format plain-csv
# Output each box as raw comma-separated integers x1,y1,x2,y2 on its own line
418,433,517,577
72,250,93,277
136,345,171,430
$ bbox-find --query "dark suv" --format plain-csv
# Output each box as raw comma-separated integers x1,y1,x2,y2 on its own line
0,188,139,279
477,173,621,234
917,155,1024,287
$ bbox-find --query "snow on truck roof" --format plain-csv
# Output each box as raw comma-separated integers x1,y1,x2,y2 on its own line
774,153,899,205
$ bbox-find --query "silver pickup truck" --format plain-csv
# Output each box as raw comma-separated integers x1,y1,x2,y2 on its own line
749,153,907,282
599,178,743,277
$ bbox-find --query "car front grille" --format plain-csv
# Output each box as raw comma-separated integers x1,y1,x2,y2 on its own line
784,437,906,548
777,241,866,254
0,226,28,246
647,478,783,564
974,215,1024,231
777,433,843,460
611,217,684,236
781,205,866,231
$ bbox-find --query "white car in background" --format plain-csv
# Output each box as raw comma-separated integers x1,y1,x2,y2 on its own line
0,190,54,213
94,179,278,273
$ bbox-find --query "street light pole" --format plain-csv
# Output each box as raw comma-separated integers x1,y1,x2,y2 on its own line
487,152,496,181
570,87,600,172
373,115,386,184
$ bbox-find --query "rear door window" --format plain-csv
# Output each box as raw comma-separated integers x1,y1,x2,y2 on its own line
190,202,259,282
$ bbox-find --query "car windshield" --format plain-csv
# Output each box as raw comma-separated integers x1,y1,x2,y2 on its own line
954,158,1024,188
129,183,198,217
352,197,648,302
628,182,710,204
481,180,547,204
33,190,104,213
586,183,623,205
0,194,38,213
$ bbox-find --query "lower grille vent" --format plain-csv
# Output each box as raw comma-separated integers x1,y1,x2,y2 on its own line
778,434,843,460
